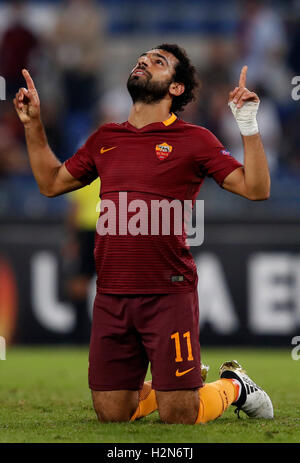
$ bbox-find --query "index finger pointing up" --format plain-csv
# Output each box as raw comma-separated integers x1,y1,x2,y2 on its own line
22,69,36,91
239,65,248,88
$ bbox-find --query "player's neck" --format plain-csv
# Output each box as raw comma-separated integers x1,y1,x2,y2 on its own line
128,102,172,129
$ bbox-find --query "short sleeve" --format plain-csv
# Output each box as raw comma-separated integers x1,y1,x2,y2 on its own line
65,132,99,185
195,128,243,186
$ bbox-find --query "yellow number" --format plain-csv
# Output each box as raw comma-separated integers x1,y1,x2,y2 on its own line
183,331,194,361
170,332,183,362
170,331,194,362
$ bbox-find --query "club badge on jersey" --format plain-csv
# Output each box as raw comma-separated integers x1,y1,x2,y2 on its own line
155,142,173,160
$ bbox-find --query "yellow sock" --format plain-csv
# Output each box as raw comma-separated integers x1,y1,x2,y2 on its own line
195,379,239,424
130,381,157,421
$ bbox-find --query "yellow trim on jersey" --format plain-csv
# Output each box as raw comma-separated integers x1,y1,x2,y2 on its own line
163,113,177,126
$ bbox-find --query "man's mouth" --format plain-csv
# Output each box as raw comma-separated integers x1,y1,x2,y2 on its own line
132,68,150,77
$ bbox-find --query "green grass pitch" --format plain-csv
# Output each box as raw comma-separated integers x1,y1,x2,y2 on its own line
0,346,299,443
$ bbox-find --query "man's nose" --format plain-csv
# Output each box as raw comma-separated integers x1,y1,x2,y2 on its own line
138,57,149,68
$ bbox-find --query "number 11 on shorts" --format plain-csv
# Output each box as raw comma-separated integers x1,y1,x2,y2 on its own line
170,331,194,362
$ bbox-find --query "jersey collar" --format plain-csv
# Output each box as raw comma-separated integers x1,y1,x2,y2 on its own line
163,113,177,126
124,113,178,132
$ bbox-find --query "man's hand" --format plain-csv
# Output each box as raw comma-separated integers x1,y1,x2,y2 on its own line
228,65,260,137
229,65,259,108
13,69,87,197
222,65,270,201
13,69,41,127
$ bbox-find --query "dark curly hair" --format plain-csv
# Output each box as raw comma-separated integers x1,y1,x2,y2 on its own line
154,43,199,113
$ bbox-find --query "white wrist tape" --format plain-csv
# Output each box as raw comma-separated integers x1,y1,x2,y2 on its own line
228,100,259,136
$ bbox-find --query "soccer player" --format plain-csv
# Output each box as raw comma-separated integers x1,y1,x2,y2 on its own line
14,43,273,424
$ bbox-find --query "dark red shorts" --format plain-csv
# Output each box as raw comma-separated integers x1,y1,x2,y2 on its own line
89,290,202,391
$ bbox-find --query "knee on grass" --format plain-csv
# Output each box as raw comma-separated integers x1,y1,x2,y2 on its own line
156,389,199,425
91,390,138,423
94,407,133,423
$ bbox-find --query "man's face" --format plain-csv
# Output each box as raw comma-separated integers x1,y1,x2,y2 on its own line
127,49,179,105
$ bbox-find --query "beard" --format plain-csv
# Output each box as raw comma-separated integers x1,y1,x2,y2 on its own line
127,72,173,105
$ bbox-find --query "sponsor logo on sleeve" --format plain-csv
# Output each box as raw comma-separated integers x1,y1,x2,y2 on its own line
220,149,232,156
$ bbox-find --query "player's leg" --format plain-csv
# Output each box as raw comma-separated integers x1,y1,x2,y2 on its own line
91,390,138,422
156,389,199,424
155,379,239,424
156,365,273,424
89,293,149,422
195,378,240,423
138,290,240,424
131,365,211,423
137,290,203,424
92,382,158,423
130,380,158,421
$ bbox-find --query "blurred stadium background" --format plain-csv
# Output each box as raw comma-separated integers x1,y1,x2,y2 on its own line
0,0,300,349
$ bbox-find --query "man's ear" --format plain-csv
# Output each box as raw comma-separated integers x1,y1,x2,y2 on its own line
169,82,185,97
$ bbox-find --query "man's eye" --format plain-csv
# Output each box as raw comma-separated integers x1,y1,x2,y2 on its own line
156,60,163,65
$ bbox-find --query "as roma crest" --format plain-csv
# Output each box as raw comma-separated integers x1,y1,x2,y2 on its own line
155,142,173,160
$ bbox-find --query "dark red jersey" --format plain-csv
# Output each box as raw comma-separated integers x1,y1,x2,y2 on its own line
65,113,242,294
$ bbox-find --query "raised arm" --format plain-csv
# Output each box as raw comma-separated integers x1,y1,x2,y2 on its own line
222,66,271,201
14,69,85,197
